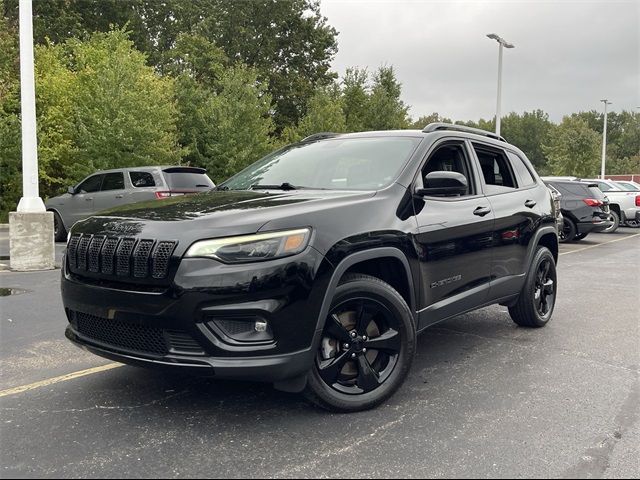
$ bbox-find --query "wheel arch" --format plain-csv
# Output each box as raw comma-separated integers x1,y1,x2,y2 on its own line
46,207,67,230
527,226,559,266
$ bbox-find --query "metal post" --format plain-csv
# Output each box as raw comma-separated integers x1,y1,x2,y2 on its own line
600,100,611,180
487,34,514,138
17,0,45,213
495,43,504,137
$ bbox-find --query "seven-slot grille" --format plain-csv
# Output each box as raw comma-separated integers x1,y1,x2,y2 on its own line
72,311,204,356
67,234,176,280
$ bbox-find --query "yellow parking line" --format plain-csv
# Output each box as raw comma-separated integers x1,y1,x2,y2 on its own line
559,232,640,256
0,363,122,398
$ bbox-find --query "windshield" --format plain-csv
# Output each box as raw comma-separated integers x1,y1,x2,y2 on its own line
221,136,422,191
616,182,640,191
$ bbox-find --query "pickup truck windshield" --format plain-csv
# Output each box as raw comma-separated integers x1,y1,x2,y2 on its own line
221,136,421,191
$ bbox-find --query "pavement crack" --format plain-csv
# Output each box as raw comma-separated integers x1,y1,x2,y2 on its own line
272,414,406,477
560,372,639,478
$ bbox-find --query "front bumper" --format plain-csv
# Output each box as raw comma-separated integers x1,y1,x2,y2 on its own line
61,248,331,383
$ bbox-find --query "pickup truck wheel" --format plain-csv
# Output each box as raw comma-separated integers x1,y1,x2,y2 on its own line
52,211,67,242
559,218,576,243
305,273,416,412
602,211,619,233
509,247,557,328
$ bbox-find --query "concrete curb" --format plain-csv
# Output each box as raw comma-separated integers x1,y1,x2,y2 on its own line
0,224,9,232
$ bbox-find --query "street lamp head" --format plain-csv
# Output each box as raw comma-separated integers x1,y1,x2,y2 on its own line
487,33,515,48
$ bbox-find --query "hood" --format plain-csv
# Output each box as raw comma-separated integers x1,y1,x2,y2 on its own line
71,189,375,244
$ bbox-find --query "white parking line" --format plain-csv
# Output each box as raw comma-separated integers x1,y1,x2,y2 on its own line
559,232,640,256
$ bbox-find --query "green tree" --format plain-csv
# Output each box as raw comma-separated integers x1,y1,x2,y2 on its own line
501,110,555,173
543,116,601,177
341,67,369,132
69,30,182,177
364,66,410,130
281,88,346,143
410,113,452,129
202,65,275,182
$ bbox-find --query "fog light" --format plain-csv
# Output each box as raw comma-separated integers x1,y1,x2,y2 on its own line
254,320,268,332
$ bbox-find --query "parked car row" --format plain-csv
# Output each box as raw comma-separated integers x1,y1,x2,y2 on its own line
45,166,216,241
541,176,640,242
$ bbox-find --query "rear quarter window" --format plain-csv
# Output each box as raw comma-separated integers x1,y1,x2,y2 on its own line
130,171,157,188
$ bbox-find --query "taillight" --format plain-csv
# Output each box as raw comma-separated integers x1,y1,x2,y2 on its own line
583,198,603,207
636,195,640,207
155,191,171,199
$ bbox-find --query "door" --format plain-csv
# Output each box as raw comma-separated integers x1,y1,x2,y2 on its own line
65,174,103,226
472,143,544,299
413,140,495,329
94,172,128,212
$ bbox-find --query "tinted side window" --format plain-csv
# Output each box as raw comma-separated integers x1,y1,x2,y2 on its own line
77,175,103,193
130,171,156,188
101,172,125,191
420,143,475,196
473,144,517,194
507,151,536,187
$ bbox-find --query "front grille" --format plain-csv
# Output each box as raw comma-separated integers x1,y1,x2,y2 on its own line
67,234,177,281
73,311,203,356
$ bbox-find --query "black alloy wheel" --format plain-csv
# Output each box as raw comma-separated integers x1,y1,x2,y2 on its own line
305,274,415,412
559,218,576,243
53,211,67,242
509,246,557,328
318,298,401,395
533,257,556,318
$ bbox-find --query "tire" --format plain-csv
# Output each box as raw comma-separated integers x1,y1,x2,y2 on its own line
304,273,416,412
52,211,67,242
625,220,640,228
574,233,588,241
559,218,576,243
602,210,619,233
509,246,557,328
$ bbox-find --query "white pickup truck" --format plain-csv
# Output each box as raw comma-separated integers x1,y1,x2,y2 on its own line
583,179,640,229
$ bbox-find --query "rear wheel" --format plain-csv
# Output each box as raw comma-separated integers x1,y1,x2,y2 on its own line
602,210,619,233
559,218,576,243
52,211,67,242
305,274,416,412
509,246,557,328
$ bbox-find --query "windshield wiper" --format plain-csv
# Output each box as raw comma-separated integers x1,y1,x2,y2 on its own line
251,182,299,191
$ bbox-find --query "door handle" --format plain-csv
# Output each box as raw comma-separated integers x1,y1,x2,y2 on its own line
115,195,124,199
525,200,537,208
474,206,491,217
85,197,93,201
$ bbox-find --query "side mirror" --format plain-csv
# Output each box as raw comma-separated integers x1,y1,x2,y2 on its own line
415,171,468,197
67,186,77,195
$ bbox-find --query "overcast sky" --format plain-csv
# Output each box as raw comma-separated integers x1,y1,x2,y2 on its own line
320,0,639,123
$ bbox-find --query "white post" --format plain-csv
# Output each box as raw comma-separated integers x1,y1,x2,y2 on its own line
9,0,54,271
17,0,45,212
495,43,504,137
486,34,514,137
600,99,611,180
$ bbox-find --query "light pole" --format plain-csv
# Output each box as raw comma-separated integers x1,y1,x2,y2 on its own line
487,33,515,137
600,99,612,180
8,0,55,271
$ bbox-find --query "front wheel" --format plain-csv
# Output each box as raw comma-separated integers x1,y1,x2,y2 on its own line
52,211,67,242
509,246,557,328
305,274,416,412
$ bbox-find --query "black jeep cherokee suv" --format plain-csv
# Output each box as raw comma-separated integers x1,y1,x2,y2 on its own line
62,123,559,412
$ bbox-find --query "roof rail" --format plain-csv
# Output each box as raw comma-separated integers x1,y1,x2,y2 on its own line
422,122,506,142
300,132,341,142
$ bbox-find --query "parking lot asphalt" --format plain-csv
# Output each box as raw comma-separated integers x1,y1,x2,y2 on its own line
1,229,638,478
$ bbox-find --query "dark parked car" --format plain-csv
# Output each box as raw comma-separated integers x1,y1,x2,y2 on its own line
62,124,559,412
543,180,613,242
46,166,215,241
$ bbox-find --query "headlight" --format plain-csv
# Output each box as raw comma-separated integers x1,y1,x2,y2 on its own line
185,228,311,264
